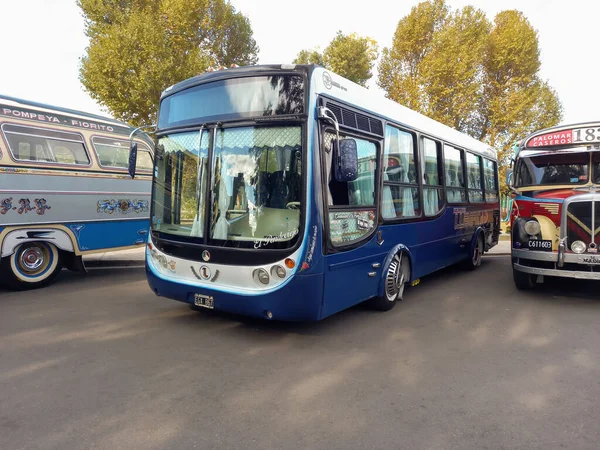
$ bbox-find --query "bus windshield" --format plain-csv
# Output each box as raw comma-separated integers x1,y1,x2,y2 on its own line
151,125,302,249
158,75,304,129
515,150,593,187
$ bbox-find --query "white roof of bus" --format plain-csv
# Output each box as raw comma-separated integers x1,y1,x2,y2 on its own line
311,67,496,160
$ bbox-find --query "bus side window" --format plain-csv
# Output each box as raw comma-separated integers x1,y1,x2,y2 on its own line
136,150,154,170
382,125,420,219
444,145,466,203
466,152,484,203
323,132,377,207
92,136,152,171
484,158,498,202
2,124,89,165
420,137,444,216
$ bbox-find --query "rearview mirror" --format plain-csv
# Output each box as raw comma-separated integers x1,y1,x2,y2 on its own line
334,138,358,182
128,142,138,179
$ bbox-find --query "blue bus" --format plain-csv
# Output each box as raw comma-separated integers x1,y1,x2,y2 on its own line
131,64,500,320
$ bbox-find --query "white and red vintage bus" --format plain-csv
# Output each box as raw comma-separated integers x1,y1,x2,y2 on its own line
509,122,600,289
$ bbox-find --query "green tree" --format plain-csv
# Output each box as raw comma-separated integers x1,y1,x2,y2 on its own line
378,1,562,193
293,48,325,66
78,0,259,126
293,31,378,87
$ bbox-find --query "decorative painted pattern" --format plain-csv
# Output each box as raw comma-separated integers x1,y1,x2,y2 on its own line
97,199,149,214
0,197,12,214
0,197,52,215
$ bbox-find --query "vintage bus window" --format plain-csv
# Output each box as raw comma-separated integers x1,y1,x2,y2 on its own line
92,137,153,171
421,137,444,216
515,152,589,187
466,152,484,203
382,125,420,219
484,158,498,202
594,152,600,183
444,145,466,203
2,124,89,165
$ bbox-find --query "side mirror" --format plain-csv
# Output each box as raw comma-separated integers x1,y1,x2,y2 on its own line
128,142,138,178
334,138,358,182
505,170,513,186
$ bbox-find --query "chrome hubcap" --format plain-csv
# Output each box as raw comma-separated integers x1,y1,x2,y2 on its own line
19,247,45,272
385,253,408,301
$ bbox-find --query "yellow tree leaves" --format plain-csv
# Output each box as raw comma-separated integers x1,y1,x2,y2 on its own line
377,0,563,191
293,32,378,87
78,0,258,126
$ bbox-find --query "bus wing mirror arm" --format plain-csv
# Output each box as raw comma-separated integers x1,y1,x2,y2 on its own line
128,123,156,179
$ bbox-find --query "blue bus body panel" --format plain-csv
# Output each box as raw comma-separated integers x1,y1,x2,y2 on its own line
147,265,324,321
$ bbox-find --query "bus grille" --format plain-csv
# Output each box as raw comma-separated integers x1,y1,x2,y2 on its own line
566,200,600,249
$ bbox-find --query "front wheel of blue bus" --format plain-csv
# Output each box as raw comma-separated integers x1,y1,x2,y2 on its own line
370,252,410,311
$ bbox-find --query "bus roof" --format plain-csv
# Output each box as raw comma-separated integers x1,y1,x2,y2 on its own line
0,94,128,128
161,64,497,160
310,66,496,159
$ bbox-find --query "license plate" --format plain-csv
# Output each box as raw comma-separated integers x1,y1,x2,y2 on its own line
528,239,552,251
581,255,600,265
193,293,214,309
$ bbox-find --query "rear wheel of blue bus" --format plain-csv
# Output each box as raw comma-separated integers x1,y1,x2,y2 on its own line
371,252,410,311
1,242,62,290
466,234,485,271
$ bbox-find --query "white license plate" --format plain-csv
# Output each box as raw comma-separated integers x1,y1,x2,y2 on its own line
581,255,600,265
193,294,214,309
528,239,552,251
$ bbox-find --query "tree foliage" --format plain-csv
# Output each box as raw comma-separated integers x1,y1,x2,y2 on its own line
78,0,258,126
293,31,378,87
378,1,562,191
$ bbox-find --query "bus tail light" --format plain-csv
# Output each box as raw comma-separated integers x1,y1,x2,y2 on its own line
285,258,295,269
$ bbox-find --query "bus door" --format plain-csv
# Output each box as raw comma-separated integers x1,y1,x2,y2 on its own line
320,131,385,317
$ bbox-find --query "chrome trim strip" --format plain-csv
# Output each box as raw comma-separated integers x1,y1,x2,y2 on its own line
514,263,600,280
513,249,600,264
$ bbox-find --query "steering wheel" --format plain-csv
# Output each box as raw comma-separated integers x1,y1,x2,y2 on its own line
286,202,301,210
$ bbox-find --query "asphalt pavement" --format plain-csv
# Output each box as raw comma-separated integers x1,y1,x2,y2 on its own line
1,254,599,450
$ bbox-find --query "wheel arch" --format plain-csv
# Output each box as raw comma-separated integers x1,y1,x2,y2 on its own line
0,226,78,258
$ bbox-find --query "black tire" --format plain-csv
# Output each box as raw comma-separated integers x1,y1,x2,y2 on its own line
513,265,535,290
465,234,484,271
370,252,410,311
1,242,62,290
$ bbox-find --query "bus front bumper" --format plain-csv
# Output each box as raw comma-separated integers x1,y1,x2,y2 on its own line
512,249,600,280
145,263,324,321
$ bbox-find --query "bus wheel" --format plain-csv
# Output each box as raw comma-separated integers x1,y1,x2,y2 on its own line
1,242,62,290
371,252,410,311
513,265,535,290
466,234,484,271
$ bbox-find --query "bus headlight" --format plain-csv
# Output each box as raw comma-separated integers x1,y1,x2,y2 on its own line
571,240,586,254
254,268,270,285
271,265,286,279
524,220,541,236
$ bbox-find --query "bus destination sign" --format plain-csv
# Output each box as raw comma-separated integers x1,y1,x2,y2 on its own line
526,126,600,148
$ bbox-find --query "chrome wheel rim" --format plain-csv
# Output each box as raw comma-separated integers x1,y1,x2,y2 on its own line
385,253,409,301
19,246,46,272
473,237,484,266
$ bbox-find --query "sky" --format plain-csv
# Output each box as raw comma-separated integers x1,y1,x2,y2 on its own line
0,0,596,126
